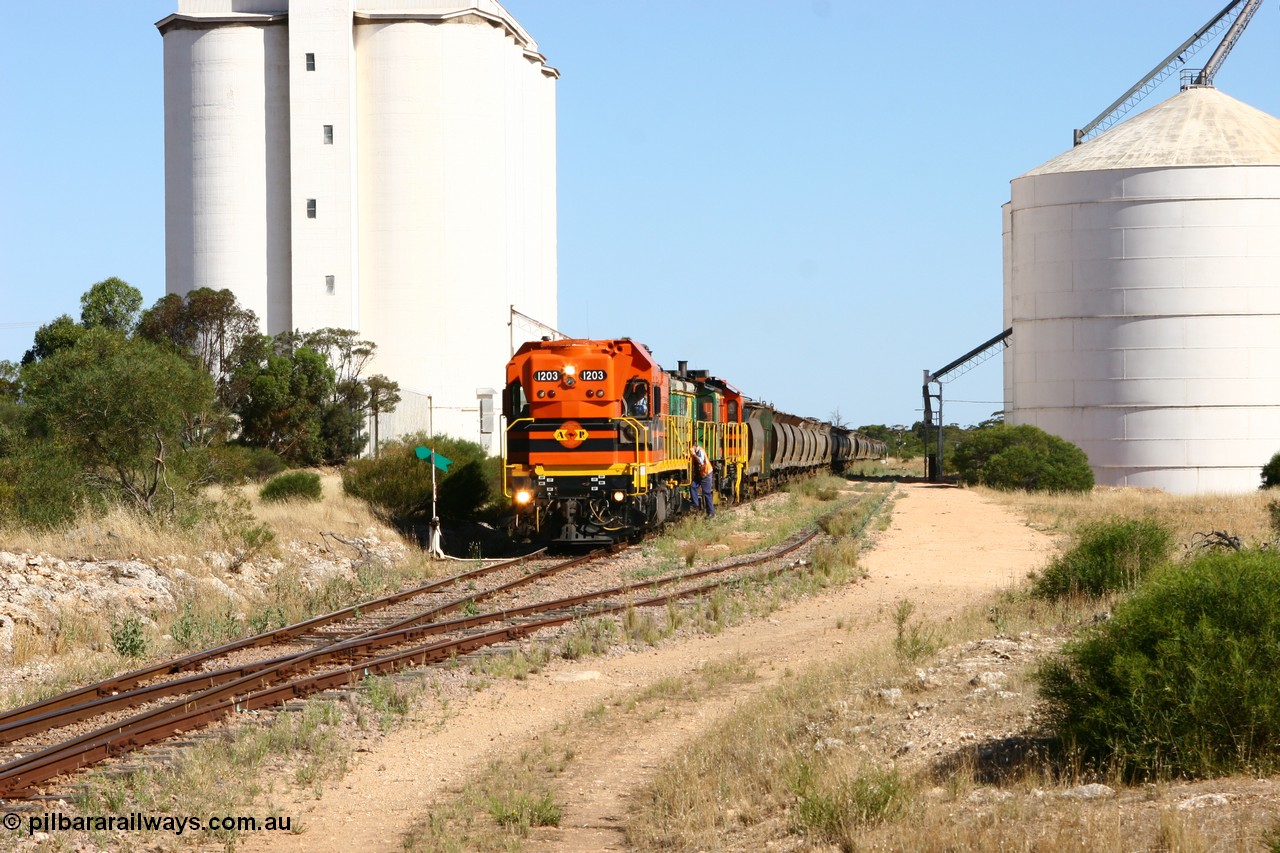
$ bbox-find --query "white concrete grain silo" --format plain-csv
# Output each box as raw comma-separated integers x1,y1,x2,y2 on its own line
1004,87,1280,493
158,0,558,450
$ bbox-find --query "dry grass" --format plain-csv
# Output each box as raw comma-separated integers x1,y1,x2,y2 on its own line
626,635,952,851
0,471,391,562
68,691,396,850
982,486,1280,551
402,658,758,853
0,472,427,710
647,476,889,571
846,455,925,479
623,486,1280,853
626,590,1280,853
236,471,391,544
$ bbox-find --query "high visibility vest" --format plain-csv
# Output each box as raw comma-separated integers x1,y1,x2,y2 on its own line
691,446,712,478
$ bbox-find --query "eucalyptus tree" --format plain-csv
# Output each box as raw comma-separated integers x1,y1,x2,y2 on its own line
21,329,219,516
79,276,143,333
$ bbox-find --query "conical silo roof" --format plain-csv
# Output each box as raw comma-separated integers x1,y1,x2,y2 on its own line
1022,87,1280,176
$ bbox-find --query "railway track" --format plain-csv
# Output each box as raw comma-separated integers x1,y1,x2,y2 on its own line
0,549,566,742
0,512,857,801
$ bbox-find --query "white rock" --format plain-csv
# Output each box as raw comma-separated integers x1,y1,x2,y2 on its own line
1176,793,1233,810
970,671,1007,687
1061,783,1115,800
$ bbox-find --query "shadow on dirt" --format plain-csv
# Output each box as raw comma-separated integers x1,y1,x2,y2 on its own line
932,734,1067,786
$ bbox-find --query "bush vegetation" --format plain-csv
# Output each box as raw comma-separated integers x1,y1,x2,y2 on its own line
952,424,1093,492
0,439,101,529
1037,549,1280,779
1031,517,1175,600
1262,450,1280,489
259,470,323,504
342,433,501,525
109,615,149,659
0,278,401,533
209,444,287,484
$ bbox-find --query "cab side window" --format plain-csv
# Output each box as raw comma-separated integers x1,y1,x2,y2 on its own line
626,379,651,418
503,380,529,419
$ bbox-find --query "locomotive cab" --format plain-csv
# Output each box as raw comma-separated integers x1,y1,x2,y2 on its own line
503,339,689,545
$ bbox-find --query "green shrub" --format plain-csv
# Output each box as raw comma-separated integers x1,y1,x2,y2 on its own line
488,791,561,831
952,424,1093,492
892,599,942,664
794,766,908,839
342,433,500,524
1262,451,1280,489
1037,549,1280,779
169,601,243,650
210,444,287,483
1031,517,1174,600
0,439,101,529
110,615,149,658
1268,500,1280,542
259,470,323,503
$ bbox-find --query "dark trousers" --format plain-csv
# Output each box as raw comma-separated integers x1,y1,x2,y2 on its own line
691,472,715,517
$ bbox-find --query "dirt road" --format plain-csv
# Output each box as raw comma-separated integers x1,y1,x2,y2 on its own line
241,483,1055,853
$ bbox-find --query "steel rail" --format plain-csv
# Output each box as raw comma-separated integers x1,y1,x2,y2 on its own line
0,531,820,798
0,551,543,730
0,549,598,744
0,540,755,744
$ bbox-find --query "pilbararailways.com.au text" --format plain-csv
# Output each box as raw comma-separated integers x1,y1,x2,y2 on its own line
4,811,294,836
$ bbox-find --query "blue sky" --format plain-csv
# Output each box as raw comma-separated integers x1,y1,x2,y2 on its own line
3,1,1278,429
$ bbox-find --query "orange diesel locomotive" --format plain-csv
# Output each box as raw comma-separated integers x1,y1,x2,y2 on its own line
502,338,885,544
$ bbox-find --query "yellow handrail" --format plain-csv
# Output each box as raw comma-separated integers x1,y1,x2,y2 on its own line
664,414,694,485
504,413,744,499
502,416,534,498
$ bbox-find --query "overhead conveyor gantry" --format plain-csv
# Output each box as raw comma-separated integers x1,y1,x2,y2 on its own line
1073,0,1265,146
922,328,1011,482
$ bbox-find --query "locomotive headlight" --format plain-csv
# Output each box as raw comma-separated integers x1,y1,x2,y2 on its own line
563,364,576,376
612,490,626,502
515,490,532,505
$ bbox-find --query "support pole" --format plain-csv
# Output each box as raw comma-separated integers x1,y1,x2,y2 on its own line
921,328,1012,483
427,394,444,559
922,372,943,483
934,386,944,482
922,372,934,481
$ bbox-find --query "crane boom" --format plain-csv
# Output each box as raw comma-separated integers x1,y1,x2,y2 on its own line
1074,0,1247,146
1195,0,1264,85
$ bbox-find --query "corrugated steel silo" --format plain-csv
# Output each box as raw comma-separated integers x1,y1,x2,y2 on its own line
1005,87,1280,492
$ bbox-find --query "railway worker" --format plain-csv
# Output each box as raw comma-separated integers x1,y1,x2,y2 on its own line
690,443,715,518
